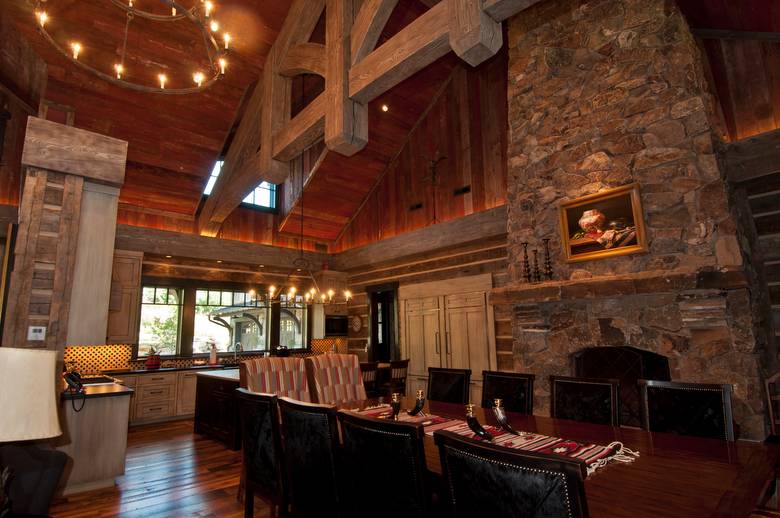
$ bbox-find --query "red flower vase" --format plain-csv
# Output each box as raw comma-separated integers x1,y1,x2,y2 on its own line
145,354,161,370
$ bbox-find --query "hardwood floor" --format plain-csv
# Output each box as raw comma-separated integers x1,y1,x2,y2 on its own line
51,420,270,518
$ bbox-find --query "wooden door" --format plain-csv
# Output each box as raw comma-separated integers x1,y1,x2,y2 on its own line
106,250,143,344
404,296,442,378
444,292,491,402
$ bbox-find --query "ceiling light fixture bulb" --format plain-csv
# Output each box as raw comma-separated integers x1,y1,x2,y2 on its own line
381,104,389,112
158,73,167,89
36,11,48,27
114,63,124,79
218,57,227,75
204,1,214,17
193,71,204,87
223,32,231,50
210,20,219,32
70,42,82,60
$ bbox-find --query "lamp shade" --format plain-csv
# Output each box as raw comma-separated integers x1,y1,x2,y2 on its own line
0,347,62,442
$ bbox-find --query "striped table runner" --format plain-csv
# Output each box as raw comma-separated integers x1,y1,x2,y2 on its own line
358,405,638,476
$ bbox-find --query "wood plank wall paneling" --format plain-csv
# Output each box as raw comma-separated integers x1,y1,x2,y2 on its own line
332,43,507,252
0,16,47,207
344,234,511,367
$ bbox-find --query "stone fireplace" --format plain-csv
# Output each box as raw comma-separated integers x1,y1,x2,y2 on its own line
497,0,774,439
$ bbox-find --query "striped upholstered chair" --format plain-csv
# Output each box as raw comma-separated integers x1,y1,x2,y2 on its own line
239,357,311,402
305,353,367,405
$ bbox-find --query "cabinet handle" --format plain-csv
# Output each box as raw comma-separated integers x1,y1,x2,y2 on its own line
446,332,451,354
149,390,163,395
149,407,162,412
151,377,164,381
435,332,440,354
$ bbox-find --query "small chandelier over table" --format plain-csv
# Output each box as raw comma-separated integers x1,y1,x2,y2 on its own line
31,0,231,94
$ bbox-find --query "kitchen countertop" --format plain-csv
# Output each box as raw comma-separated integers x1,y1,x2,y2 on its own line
196,368,240,381
103,364,229,375
61,382,134,400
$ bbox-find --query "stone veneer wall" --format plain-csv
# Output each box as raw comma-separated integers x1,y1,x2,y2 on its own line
505,0,768,438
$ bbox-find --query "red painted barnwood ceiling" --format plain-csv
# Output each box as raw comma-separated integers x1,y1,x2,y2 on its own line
677,0,780,141
4,0,292,216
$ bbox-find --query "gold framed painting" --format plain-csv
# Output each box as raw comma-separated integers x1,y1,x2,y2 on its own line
559,184,647,263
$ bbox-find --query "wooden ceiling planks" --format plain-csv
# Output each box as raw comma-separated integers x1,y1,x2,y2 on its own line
4,0,293,215
678,0,780,141
279,53,460,242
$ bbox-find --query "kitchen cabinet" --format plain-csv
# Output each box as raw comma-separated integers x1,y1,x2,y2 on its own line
114,368,220,425
194,370,241,450
400,274,496,403
106,249,143,344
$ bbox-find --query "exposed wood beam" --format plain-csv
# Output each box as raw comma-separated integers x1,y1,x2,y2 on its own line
482,0,542,22
724,128,780,183
325,0,368,156
692,28,780,43
278,43,327,77
198,80,264,236
351,0,399,65
350,1,451,103
449,0,502,66
272,94,326,162
116,224,327,269
330,205,507,270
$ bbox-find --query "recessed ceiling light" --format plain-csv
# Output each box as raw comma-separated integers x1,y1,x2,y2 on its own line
381,104,389,112
217,260,222,263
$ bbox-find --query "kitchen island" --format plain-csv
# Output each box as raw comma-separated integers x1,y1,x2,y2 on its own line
193,369,241,450
55,383,134,495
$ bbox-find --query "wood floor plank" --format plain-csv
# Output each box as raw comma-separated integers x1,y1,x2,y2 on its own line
51,420,270,518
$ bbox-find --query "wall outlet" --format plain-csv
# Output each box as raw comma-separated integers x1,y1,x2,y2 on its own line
27,326,46,341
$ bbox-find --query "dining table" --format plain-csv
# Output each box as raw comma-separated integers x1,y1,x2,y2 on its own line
345,396,780,518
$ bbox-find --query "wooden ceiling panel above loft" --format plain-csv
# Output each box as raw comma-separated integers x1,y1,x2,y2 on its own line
677,0,780,141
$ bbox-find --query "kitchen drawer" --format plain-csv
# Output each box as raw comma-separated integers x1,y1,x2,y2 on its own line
138,372,177,386
138,383,174,401
136,400,175,421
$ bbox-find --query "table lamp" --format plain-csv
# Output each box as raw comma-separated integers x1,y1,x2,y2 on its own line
0,347,66,515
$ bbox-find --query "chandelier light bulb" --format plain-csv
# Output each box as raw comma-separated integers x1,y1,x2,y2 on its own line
305,293,311,301
289,286,297,295
36,11,48,27
309,287,317,295
172,7,177,15
218,57,227,75
193,71,204,87
344,290,352,301
210,20,219,32
223,32,231,50
320,293,327,302
204,1,214,17
70,42,82,60
114,63,124,79
128,0,133,6
158,73,167,89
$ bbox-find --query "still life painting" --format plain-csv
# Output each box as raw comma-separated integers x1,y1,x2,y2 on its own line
559,184,647,262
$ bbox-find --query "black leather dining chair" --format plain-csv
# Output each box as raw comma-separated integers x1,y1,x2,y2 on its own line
638,380,735,441
434,430,589,518
550,376,620,426
481,371,535,414
277,397,342,518
359,362,379,398
428,367,471,404
236,389,285,518
385,359,410,396
337,411,429,518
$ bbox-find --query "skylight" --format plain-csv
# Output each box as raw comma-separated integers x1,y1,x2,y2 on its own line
204,161,276,210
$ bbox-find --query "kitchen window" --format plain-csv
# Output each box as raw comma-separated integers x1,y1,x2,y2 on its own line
138,286,183,356
193,289,270,354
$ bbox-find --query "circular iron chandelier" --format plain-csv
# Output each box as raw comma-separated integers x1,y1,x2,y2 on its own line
31,0,231,94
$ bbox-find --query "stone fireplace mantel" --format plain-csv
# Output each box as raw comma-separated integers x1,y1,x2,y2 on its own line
490,269,748,306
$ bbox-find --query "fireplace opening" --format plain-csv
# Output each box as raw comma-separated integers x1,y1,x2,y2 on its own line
572,346,671,427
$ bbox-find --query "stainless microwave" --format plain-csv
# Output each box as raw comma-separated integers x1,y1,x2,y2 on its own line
325,315,348,336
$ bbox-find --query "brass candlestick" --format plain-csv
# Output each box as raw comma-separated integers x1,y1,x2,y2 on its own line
532,249,541,283
391,392,401,421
